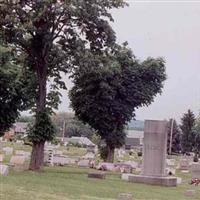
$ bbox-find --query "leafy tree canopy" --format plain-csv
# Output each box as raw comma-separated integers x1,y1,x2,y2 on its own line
194,115,200,155
0,0,127,169
70,44,166,161
0,43,34,136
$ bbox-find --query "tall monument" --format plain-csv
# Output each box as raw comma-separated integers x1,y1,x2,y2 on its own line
128,120,177,186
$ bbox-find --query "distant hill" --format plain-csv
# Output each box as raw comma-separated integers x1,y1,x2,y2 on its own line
127,120,144,131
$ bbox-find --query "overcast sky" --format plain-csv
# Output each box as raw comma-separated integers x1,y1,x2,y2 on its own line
58,1,200,122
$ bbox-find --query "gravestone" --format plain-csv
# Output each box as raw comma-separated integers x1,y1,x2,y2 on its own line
166,159,176,167
15,150,25,155
128,120,177,186
15,150,31,160
0,154,4,162
121,173,131,181
10,155,28,171
2,147,13,155
117,193,133,200
184,190,196,197
83,152,95,159
53,155,70,166
0,164,9,176
78,159,90,168
176,177,182,185
53,150,63,155
88,172,106,179
166,167,176,175
179,158,190,170
123,161,138,169
115,163,132,173
191,163,200,179
96,162,115,171
44,149,53,166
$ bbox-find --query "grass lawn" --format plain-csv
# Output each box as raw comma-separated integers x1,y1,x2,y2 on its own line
1,166,200,200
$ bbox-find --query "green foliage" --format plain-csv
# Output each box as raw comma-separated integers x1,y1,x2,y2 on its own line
52,112,95,141
18,115,34,123
0,43,34,136
99,144,109,161
167,119,182,154
67,142,83,148
0,0,127,146
194,116,200,154
51,137,60,145
28,111,55,143
70,43,166,157
180,109,196,153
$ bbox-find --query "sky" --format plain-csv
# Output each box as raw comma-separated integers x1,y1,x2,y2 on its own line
57,1,200,122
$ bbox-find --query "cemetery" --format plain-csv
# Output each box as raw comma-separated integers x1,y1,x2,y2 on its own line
1,120,200,199
1,1,200,200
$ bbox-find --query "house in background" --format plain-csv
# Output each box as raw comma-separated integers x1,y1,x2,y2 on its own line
3,122,28,140
60,136,95,147
125,130,144,149
13,122,28,135
125,120,144,149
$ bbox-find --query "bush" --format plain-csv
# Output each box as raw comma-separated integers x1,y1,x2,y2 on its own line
99,145,108,161
67,141,83,148
52,138,60,145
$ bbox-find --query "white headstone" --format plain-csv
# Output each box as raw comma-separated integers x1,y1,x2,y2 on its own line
179,158,190,170
10,155,28,171
184,190,196,197
177,177,182,185
166,167,176,175
0,164,9,176
83,152,95,159
121,173,131,181
0,154,4,162
78,159,90,168
53,155,70,166
166,159,176,167
191,162,200,179
118,193,133,200
142,120,168,176
3,147,13,155
127,120,177,187
53,150,63,155
96,162,115,171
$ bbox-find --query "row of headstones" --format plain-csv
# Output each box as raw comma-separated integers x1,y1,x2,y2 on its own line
43,148,143,174
0,150,31,176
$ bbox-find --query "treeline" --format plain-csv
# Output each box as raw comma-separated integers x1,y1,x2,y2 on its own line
167,109,200,158
18,113,96,142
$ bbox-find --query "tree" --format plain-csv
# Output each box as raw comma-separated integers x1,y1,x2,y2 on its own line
194,116,200,156
52,112,95,141
0,43,33,136
0,0,127,170
167,119,181,154
70,44,166,162
180,109,196,154
18,115,34,123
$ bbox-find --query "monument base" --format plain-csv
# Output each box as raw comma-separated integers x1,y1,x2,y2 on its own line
128,174,177,187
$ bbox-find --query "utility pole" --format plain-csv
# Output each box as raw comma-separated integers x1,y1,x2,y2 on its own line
62,121,65,142
169,119,174,155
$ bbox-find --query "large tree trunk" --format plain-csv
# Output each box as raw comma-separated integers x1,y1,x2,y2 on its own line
29,141,45,170
105,145,115,163
29,61,47,171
